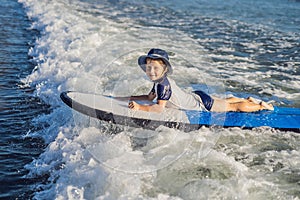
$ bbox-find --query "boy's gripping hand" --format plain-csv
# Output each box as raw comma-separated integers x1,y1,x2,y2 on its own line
128,101,140,110
128,100,167,113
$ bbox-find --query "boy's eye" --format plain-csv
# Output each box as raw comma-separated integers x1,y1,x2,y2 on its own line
146,66,153,71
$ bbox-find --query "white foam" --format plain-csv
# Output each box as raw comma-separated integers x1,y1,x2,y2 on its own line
19,0,300,199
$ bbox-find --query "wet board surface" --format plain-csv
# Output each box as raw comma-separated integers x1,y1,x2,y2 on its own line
60,91,300,132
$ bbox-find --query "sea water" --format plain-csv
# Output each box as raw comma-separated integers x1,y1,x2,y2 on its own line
2,0,300,199
0,0,49,199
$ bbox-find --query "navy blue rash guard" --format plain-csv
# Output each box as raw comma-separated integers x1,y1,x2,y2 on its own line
150,77,214,111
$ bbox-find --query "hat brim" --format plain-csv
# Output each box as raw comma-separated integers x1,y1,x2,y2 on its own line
138,55,173,75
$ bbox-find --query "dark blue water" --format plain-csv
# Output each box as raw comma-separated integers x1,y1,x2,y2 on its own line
0,0,48,199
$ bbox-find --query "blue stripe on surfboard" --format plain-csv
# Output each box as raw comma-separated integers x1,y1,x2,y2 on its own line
185,106,300,129
273,107,300,115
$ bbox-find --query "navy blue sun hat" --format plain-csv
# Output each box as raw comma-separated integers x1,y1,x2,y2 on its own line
138,48,173,75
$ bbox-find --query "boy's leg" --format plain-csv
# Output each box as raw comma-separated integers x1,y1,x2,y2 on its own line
211,98,274,112
226,96,261,104
226,97,246,103
231,101,264,112
229,101,274,112
210,98,228,112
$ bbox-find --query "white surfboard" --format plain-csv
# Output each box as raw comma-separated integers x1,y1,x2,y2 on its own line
60,91,300,132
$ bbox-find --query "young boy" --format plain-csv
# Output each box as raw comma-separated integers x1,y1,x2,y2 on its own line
124,48,274,113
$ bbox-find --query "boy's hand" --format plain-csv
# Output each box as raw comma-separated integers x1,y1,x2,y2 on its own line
128,101,140,110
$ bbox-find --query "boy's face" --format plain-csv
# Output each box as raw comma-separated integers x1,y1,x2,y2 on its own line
145,59,167,81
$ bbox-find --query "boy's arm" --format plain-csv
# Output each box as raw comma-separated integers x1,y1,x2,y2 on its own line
128,100,167,113
116,91,156,101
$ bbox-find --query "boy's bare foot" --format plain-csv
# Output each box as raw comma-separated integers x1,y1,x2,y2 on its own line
247,97,260,104
260,101,274,111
